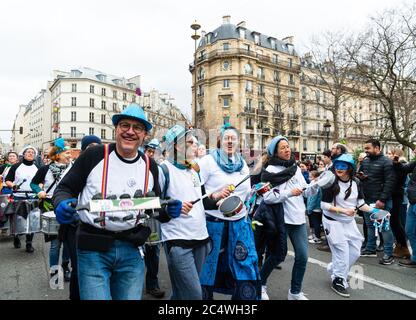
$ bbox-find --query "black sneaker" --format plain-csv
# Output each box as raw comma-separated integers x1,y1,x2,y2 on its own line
360,249,377,257
398,259,416,268
379,255,394,265
146,288,165,299
331,277,350,298
13,237,21,249
25,243,34,253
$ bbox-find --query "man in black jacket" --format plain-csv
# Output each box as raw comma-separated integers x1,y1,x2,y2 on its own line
358,139,395,265
392,157,416,268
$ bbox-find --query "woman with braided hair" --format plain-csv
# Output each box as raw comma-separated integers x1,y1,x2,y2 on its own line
320,154,377,298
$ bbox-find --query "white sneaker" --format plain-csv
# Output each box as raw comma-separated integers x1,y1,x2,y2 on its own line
261,285,270,300
308,236,322,244
288,289,309,300
308,234,314,240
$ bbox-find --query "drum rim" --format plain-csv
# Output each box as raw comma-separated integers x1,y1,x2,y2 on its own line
220,196,243,217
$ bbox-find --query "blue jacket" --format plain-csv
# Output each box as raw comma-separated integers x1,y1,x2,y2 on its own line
307,188,322,214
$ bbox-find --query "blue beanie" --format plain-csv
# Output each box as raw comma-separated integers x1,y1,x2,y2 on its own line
81,135,102,151
267,135,288,157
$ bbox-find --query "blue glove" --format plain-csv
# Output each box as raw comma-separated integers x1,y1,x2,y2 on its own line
55,198,78,224
166,199,182,218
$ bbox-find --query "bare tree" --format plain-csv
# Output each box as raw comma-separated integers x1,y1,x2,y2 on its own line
302,31,364,142
348,4,416,149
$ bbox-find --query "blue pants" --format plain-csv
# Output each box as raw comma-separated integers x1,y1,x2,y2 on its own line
77,240,145,300
200,217,261,300
406,204,416,262
49,238,70,269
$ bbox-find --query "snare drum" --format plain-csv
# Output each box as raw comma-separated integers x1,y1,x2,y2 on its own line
41,211,60,235
9,214,28,235
144,217,162,245
0,195,10,224
254,182,271,196
219,196,244,218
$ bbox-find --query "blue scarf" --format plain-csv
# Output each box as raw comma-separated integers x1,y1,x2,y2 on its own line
210,149,244,173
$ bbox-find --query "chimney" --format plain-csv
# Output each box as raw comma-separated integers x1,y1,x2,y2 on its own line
222,15,231,24
282,36,294,45
237,21,246,28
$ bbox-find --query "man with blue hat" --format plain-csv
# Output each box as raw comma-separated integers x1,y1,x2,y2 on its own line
53,103,182,300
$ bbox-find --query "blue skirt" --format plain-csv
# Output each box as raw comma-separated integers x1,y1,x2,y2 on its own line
200,216,261,300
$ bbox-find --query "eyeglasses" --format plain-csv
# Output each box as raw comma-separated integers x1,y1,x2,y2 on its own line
118,122,146,134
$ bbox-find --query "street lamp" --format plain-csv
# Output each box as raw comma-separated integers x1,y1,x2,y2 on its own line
324,119,331,150
191,20,201,128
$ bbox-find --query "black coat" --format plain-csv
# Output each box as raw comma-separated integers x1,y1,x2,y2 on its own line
358,153,395,203
394,161,416,204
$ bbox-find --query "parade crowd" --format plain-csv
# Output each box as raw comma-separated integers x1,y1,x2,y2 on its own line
0,104,415,300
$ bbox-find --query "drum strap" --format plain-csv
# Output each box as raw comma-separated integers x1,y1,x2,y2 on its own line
99,144,110,227
136,154,150,226
159,163,170,199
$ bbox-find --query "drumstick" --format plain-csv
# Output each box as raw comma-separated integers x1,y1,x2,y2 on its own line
191,174,251,205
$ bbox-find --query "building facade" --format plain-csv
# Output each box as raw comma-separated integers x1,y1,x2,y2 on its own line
190,16,396,159
11,105,27,153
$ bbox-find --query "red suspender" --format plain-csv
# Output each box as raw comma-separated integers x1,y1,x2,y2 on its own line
100,144,110,227
136,154,150,226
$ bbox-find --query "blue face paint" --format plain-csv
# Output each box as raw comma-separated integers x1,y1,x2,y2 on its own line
334,162,349,170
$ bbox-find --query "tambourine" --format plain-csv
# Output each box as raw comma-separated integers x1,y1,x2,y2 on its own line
369,209,390,233
219,196,243,218
254,182,271,196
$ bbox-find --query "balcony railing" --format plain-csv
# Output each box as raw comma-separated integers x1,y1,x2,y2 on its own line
190,48,301,71
262,128,270,134
244,107,255,114
288,114,299,121
273,111,285,118
287,130,300,137
257,109,269,116
246,125,254,130
258,92,265,97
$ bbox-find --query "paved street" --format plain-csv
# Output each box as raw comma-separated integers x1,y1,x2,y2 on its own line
0,219,415,300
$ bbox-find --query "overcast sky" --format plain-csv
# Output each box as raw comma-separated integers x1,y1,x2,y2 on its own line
0,0,404,144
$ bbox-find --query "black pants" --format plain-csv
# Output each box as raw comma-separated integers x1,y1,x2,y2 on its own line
14,233,34,244
64,225,79,300
308,212,322,238
144,243,160,290
391,195,408,247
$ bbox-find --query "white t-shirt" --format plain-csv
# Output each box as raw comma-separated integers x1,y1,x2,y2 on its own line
158,161,209,241
198,154,251,221
321,179,365,223
263,165,318,225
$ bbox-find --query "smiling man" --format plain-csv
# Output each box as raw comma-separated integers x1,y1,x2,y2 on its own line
52,104,182,300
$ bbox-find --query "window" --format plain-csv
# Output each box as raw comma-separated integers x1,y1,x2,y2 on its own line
198,85,204,96
289,74,295,85
89,98,95,108
245,98,252,109
243,44,250,51
198,67,205,80
258,101,265,110
273,70,280,82
257,67,264,80
301,87,307,99
258,84,265,96
223,98,229,108
244,63,253,75
101,100,106,110
113,103,117,112
113,90,117,99
70,127,76,138
89,112,94,123
71,111,76,122
272,54,278,64
317,140,322,152
223,42,230,51
270,39,276,49
302,121,307,134
317,122,321,132
101,88,106,96
101,114,106,124
89,127,94,135
123,93,127,101
316,106,321,118
315,90,321,102
239,29,246,39
254,34,260,45
71,84,77,92
343,111,347,122
288,58,293,68
101,129,106,140
71,97,76,106
246,117,253,128
223,60,230,70
223,79,230,88
90,85,95,94
197,101,203,112
324,109,327,119
302,104,307,116
303,139,307,151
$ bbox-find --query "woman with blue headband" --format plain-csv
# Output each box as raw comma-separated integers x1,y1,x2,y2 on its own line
30,138,72,282
199,123,261,300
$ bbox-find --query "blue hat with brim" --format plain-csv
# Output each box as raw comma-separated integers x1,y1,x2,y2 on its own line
145,138,160,150
267,135,288,157
333,153,356,170
162,125,192,147
112,103,152,131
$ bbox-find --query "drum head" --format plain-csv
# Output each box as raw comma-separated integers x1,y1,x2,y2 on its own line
219,196,242,216
370,209,389,221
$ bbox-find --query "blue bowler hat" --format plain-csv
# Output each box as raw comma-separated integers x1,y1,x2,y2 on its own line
162,125,189,146
112,103,152,131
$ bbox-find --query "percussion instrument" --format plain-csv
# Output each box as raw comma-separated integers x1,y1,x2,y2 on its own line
0,195,11,224
369,209,390,234
41,211,60,235
254,182,271,196
143,214,162,245
219,196,244,218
